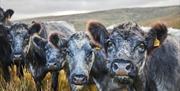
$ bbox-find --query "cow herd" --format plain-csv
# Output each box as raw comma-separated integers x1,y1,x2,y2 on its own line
0,7,180,91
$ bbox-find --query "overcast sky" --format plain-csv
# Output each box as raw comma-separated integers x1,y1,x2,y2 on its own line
0,0,179,20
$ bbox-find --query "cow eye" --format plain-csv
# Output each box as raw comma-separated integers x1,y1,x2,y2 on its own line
25,38,29,41
106,40,114,52
106,40,113,47
66,49,73,57
87,50,93,57
137,43,146,53
23,38,29,45
9,38,13,42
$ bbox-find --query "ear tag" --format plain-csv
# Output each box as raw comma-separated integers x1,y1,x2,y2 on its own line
154,38,160,47
34,33,39,35
95,47,101,50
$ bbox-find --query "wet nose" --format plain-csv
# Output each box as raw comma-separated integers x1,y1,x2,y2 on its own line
47,62,58,70
111,59,135,77
14,54,22,58
72,74,87,85
14,49,22,56
13,52,22,60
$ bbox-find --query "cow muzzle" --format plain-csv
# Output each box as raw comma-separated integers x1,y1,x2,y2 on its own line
111,59,137,84
13,54,23,61
71,74,88,85
47,62,60,71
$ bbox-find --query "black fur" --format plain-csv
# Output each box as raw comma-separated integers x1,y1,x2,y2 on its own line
0,25,12,81
0,7,14,26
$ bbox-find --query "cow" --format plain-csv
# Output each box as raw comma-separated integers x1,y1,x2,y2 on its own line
26,21,75,91
0,21,47,81
7,22,48,79
84,21,134,91
0,24,12,82
64,21,133,91
8,23,30,78
87,21,180,91
64,31,103,91
0,7,14,26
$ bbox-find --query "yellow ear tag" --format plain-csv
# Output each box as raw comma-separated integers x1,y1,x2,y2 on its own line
154,38,160,47
95,47,101,50
34,33,39,35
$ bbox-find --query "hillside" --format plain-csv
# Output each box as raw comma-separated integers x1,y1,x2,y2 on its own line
17,5,180,31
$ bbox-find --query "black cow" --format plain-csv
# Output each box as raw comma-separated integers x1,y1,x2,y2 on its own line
0,24,12,82
0,7,14,26
87,21,180,91
0,22,47,81
65,32,100,91
26,21,74,91
8,23,30,78
7,22,48,79
85,21,133,91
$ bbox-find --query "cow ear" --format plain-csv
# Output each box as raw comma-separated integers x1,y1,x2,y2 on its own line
48,32,67,48
146,23,168,53
29,22,41,35
86,20,109,48
4,9,14,19
0,8,4,20
32,35,47,54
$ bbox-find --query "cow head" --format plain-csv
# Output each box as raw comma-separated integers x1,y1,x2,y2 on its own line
87,21,168,85
31,33,66,71
66,32,97,88
9,23,30,61
9,23,42,62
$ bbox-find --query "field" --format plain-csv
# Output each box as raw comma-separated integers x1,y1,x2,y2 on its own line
1,5,180,91
18,5,180,30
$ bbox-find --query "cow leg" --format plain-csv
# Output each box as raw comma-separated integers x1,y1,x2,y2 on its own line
2,65,11,82
16,62,24,79
127,85,136,91
33,69,47,91
51,71,59,91
35,79,42,91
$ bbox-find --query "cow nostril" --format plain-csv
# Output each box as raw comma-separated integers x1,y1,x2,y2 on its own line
73,76,77,82
53,63,57,66
126,63,131,70
113,63,119,71
47,64,50,66
81,77,86,82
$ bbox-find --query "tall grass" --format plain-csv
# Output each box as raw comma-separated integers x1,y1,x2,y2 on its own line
0,65,97,91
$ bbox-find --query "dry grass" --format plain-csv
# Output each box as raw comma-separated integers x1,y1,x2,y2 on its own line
17,5,180,31
139,14,180,28
0,66,97,91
